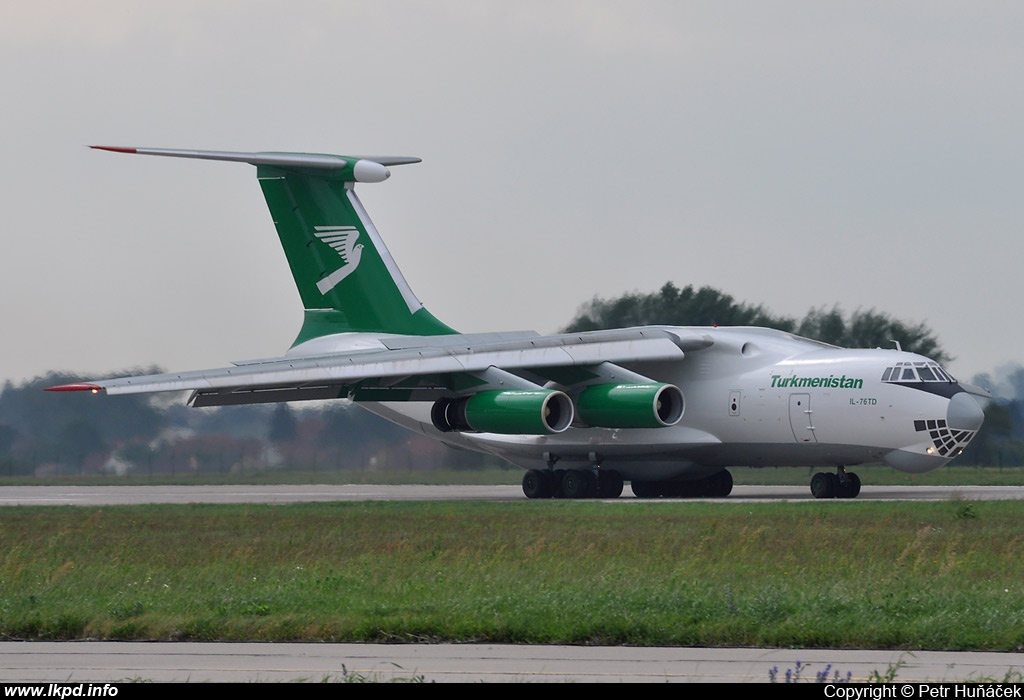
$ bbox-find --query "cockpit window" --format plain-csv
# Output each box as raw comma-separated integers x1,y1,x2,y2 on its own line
882,361,956,384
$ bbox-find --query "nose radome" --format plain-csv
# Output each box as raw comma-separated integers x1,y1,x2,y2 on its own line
948,391,984,431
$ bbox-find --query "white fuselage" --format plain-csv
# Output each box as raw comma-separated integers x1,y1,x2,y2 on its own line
356,327,984,481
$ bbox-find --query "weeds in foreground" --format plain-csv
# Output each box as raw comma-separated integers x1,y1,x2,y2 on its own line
769,659,902,683
865,660,905,683
766,660,1024,683
323,664,428,683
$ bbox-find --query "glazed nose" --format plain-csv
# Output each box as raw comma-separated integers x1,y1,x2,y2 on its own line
947,391,984,431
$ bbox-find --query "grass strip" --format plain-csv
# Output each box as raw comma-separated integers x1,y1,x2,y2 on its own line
0,499,1022,649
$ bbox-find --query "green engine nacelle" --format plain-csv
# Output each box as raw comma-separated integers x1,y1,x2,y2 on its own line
576,383,685,428
431,390,574,435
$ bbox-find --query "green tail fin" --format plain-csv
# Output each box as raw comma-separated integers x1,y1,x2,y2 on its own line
255,161,457,344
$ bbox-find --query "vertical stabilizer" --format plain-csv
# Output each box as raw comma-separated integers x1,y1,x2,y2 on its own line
91,147,456,343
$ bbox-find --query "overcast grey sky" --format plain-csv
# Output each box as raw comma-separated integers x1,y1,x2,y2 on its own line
1,1,1021,385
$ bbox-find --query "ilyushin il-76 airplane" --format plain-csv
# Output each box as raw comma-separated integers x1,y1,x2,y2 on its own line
49,146,989,500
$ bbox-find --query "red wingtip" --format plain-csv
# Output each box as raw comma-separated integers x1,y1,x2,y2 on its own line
46,383,103,394
90,146,137,153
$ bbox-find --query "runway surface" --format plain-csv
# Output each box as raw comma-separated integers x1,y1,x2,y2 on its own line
1,641,1023,683
1,483,1022,506
2,483,1022,682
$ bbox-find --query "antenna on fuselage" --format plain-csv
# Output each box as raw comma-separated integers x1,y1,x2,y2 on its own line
890,340,903,352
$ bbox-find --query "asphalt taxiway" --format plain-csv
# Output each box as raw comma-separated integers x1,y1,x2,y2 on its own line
1,642,1023,683
1,483,1021,506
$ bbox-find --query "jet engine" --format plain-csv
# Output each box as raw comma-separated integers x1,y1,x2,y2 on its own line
431,389,574,434
575,383,684,428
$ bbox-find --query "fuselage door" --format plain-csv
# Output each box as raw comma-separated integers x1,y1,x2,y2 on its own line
789,393,816,443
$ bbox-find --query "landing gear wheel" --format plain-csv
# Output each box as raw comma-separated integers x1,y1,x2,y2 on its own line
661,481,693,498
596,471,624,498
810,472,837,499
552,469,568,498
704,470,733,497
522,469,554,499
562,469,596,499
630,480,660,498
836,472,861,499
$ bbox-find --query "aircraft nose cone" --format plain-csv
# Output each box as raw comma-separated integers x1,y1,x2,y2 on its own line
947,391,984,431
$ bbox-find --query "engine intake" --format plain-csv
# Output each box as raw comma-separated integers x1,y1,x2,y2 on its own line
576,383,684,428
431,390,574,435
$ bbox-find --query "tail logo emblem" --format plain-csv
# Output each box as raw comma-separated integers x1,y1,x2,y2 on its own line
314,226,363,294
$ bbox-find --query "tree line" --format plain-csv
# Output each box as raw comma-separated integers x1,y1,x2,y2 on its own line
0,373,492,477
563,282,949,362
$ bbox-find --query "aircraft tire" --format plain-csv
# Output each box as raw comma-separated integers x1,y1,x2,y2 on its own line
661,481,690,498
705,470,733,497
630,480,660,498
522,469,554,499
836,472,861,499
848,472,861,497
810,472,837,499
562,469,596,499
551,470,568,498
596,471,624,498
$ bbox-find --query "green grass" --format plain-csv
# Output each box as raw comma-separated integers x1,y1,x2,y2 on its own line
2,499,1024,649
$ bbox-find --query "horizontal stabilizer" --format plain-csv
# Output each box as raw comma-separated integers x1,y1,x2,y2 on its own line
89,146,420,183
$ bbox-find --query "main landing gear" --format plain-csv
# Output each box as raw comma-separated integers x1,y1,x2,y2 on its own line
810,466,861,499
522,454,625,499
630,469,733,498
522,465,735,499
521,467,624,499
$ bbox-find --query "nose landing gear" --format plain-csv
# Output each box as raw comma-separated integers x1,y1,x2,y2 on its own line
810,466,861,499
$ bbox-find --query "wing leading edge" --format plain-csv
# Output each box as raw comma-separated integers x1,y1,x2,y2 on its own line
48,328,713,430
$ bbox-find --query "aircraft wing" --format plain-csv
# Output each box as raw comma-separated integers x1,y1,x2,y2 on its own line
48,327,713,418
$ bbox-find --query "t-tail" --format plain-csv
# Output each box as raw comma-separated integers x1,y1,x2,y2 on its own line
91,146,457,345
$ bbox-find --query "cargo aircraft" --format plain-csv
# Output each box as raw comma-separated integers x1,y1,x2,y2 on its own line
49,147,988,499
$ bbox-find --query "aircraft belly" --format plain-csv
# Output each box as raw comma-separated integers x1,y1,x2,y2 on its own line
695,442,885,468
363,401,722,461
363,399,881,472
